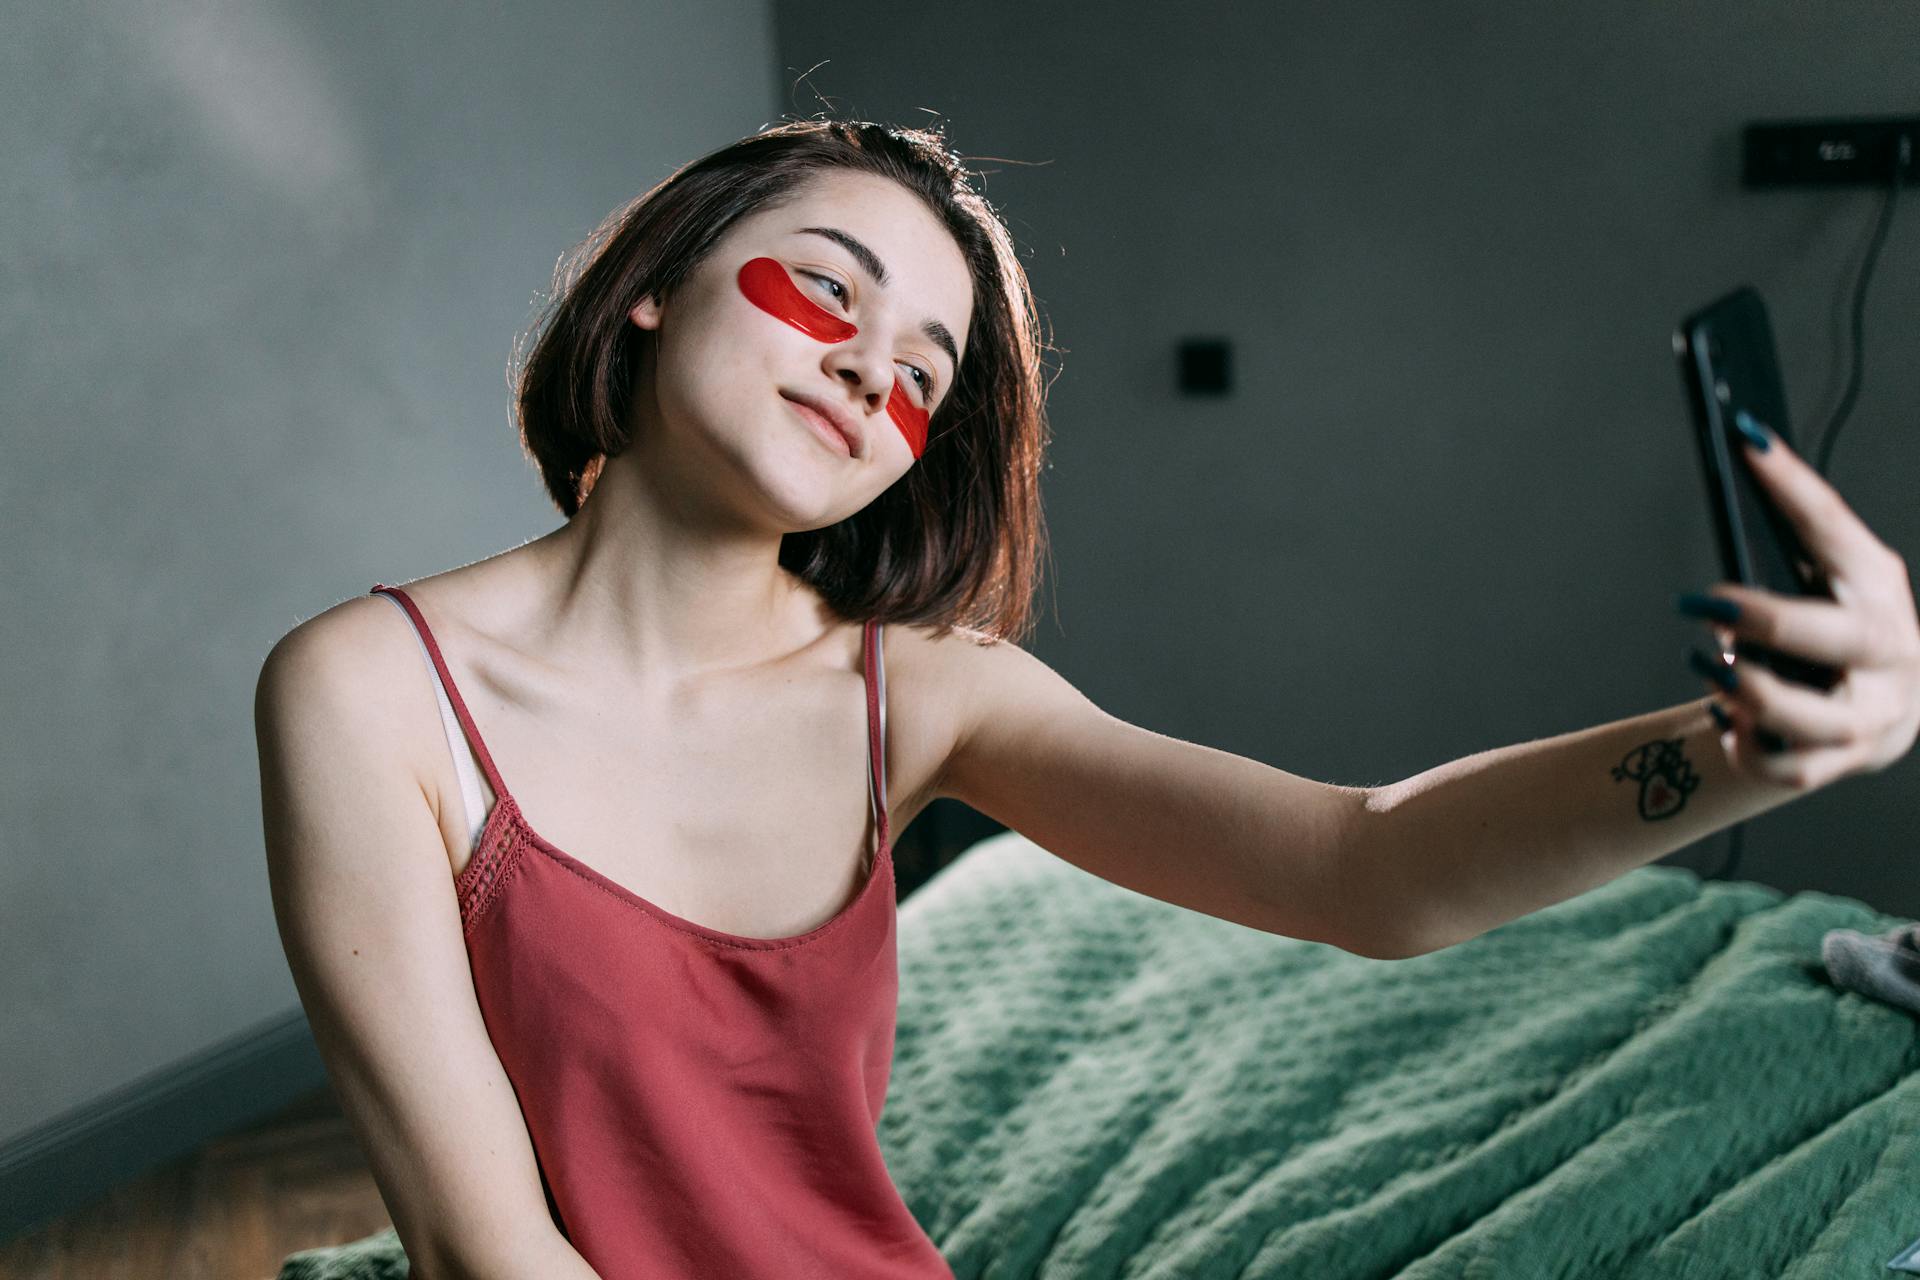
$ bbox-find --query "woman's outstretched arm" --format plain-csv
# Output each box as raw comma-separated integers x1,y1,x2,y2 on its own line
1359,698,1802,957
934,635,1387,957
936,423,1916,962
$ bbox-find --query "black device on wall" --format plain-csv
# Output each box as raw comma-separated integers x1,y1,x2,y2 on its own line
1178,337,1232,394
1742,115,1920,187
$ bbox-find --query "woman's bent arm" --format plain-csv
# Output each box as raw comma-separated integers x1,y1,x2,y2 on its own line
254,600,601,1279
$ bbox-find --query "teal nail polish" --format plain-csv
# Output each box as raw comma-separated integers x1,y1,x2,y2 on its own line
1675,591,1742,624
1734,410,1772,452
1688,646,1739,692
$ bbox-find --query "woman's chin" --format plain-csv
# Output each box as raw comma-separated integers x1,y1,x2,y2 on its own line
750,461,850,531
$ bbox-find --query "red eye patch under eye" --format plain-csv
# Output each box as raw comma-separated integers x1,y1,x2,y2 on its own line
737,256,857,342
737,256,932,460
886,381,929,460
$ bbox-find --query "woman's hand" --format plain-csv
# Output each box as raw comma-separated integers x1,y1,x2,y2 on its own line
1677,414,1920,792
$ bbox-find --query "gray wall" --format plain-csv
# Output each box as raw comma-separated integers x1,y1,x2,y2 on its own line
1,0,779,1144
5,0,1917,1152
771,3,1919,903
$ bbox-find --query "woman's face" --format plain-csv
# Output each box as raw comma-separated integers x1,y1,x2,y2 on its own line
625,169,973,529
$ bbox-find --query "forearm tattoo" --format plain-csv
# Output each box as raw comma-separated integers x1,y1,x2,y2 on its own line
1611,736,1702,820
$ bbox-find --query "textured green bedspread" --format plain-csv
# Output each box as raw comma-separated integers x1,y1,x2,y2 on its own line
280,831,1920,1279
879,832,1920,1278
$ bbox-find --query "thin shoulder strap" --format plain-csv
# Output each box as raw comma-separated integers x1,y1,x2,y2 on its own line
369,584,513,805
376,592,488,850
864,618,890,851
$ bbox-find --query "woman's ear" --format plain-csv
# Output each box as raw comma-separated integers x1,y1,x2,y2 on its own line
628,292,664,332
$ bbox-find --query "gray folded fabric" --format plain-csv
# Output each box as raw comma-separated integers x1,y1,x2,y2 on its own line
1821,922,1920,1018
278,1228,406,1279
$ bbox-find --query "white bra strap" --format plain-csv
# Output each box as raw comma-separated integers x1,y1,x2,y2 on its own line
379,592,488,853
866,622,888,831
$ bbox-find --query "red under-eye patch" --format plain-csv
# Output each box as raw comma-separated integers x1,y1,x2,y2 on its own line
886,381,929,460
737,256,931,460
737,255,857,342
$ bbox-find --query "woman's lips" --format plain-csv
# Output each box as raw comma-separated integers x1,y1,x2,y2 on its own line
786,398,852,456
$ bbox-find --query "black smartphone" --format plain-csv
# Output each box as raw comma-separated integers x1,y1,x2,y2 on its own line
1673,285,1842,716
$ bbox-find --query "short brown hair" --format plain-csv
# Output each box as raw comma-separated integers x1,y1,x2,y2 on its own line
510,118,1057,644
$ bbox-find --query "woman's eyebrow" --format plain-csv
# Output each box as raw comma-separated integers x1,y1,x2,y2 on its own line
793,225,960,374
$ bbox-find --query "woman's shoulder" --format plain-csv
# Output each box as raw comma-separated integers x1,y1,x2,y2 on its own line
260,565,508,803
272,568,482,689
264,580,439,692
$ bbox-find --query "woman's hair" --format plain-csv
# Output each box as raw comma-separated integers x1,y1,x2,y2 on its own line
510,118,1058,644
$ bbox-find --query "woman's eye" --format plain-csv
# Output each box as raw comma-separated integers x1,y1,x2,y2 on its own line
903,364,935,403
801,271,849,308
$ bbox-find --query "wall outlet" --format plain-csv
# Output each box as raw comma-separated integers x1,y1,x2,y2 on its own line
1743,115,1919,187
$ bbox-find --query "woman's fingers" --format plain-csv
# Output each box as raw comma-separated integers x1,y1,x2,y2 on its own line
1674,422,1920,786
1734,414,1903,589
1688,584,1870,669
1698,650,1856,748
1713,695,1862,792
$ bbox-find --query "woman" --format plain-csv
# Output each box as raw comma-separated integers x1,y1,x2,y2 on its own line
253,119,1920,1279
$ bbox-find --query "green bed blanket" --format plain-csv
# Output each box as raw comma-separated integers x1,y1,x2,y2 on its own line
281,830,1920,1279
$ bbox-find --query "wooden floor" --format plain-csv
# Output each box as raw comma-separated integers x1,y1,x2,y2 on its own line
0,1084,393,1280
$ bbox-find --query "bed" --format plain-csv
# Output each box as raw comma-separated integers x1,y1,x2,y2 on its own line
280,829,1920,1278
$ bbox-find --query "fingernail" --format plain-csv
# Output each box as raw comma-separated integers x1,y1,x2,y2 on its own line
1675,591,1742,624
1707,701,1734,732
1734,410,1773,452
1688,646,1739,692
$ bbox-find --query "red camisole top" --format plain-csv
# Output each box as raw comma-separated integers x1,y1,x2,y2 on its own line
369,583,953,1279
